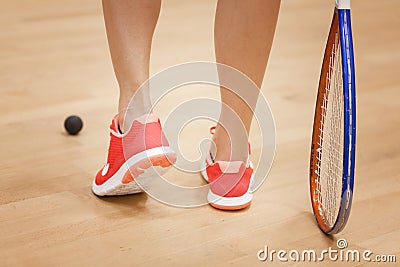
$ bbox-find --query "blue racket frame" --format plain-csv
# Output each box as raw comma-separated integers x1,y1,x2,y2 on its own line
328,8,356,234
310,6,356,234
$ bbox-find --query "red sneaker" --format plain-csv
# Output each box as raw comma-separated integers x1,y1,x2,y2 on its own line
92,114,176,196
201,127,254,210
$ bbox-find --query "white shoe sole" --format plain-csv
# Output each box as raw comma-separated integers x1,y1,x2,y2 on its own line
92,146,176,196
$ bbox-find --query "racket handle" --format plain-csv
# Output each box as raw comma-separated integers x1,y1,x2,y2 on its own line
336,0,350,9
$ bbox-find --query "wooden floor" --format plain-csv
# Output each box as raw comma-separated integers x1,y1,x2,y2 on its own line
1,0,399,266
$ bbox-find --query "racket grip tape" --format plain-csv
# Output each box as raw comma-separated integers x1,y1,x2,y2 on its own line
336,0,350,9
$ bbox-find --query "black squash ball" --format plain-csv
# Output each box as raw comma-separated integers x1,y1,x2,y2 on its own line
64,115,83,135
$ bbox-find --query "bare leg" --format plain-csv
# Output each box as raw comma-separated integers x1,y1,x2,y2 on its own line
102,0,161,132
213,0,280,162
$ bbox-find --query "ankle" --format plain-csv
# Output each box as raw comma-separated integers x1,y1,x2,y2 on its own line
211,124,249,162
212,137,249,163
118,95,151,133
118,109,151,133
213,149,248,163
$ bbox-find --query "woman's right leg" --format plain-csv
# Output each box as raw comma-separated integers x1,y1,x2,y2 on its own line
102,0,161,132
93,0,177,197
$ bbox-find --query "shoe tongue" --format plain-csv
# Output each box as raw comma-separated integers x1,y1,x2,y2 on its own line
216,161,244,173
110,115,121,135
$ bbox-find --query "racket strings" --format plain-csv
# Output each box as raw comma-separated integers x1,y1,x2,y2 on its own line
315,32,344,227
